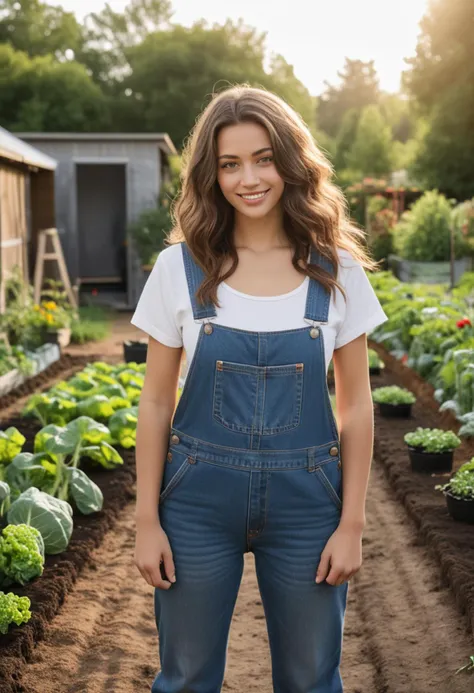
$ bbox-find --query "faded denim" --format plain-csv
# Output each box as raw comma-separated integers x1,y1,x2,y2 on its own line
151,243,348,693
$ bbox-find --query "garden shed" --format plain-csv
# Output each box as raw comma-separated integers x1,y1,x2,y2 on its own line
15,132,177,309
0,126,57,314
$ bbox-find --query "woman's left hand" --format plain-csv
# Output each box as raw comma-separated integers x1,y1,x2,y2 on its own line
315,524,363,586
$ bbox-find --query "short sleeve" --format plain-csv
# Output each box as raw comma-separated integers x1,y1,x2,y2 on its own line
334,264,388,349
130,252,183,348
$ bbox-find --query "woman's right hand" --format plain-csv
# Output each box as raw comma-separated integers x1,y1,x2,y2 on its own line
134,519,176,589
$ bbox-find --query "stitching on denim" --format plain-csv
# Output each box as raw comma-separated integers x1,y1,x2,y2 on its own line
171,428,338,455
181,243,216,320
172,324,205,423
319,333,340,441
315,463,342,510
159,455,192,503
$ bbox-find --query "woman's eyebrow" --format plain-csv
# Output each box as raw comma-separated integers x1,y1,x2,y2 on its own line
217,147,273,160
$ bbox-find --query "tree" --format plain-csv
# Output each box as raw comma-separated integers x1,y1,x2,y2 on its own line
113,19,314,148
345,105,394,177
79,0,173,87
403,0,474,197
0,43,110,131
316,58,380,137
0,0,83,58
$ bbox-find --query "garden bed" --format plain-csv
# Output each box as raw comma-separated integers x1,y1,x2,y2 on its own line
0,354,100,419
0,344,61,398
368,340,474,636
0,412,137,693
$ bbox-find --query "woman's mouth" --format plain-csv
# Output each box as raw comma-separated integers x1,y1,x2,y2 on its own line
237,190,270,205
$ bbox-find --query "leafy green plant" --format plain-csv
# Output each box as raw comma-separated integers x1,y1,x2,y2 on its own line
70,306,113,344
108,407,138,448
7,486,73,554
128,204,172,266
0,428,26,465
372,386,416,405
404,427,461,453
393,190,468,262
0,590,31,634
368,349,384,369
0,524,44,588
435,458,474,500
0,345,35,377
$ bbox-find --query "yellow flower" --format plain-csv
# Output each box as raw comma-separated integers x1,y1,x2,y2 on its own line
43,301,57,311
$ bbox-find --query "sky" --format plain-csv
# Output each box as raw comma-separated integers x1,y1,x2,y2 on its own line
57,0,431,96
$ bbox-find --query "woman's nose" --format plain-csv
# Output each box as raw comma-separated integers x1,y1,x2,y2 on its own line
241,164,260,187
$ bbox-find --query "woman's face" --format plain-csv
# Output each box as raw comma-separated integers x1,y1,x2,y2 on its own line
216,121,284,219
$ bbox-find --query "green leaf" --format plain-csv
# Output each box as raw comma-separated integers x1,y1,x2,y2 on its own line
76,395,115,420
85,441,123,470
0,428,26,464
66,468,103,514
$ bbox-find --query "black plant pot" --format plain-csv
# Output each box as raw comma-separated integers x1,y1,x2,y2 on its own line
408,447,453,474
445,491,474,524
369,366,381,376
378,402,412,418
123,339,148,364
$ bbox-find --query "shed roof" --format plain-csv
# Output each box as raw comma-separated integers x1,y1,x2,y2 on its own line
15,132,177,156
0,126,57,170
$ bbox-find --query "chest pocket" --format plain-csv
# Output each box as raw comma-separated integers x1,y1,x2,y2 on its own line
212,360,304,435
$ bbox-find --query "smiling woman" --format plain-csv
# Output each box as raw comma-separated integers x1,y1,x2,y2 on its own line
131,84,388,693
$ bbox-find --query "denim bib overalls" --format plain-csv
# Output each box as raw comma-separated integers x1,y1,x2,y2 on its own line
152,243,348,693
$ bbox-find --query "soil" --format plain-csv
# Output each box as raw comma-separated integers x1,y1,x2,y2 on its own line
0,327,473,692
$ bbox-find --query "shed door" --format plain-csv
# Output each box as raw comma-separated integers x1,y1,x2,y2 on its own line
76,164,127,285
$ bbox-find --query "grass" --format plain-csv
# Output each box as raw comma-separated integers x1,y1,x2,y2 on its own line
70,306,114,344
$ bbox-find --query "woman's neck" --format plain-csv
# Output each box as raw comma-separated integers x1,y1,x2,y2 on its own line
232,206,289,252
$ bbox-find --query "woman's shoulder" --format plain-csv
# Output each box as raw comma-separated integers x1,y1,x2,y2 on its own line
155,242,185,273
336,247,360,268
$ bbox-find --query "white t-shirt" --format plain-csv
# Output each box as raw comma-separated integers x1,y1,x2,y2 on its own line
131,243,388,379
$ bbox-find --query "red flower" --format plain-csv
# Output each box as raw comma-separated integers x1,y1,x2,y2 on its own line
91,288,98,296
401,354,408,364
456,318,471,328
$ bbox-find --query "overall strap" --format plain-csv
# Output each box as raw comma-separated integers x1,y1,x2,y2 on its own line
304,247,335,324
181,243,217,321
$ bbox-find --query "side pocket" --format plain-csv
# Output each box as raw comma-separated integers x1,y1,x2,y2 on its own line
313,458,342,511
159,451,194,504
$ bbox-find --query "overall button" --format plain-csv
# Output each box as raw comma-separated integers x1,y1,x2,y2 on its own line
329,446,339,456
310,327,320,339
170,434,180,445
204,323,213,335
166,452,173,462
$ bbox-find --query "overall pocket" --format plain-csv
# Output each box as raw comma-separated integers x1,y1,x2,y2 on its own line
212,360,304,435
312,457,343,510
159,449,196,504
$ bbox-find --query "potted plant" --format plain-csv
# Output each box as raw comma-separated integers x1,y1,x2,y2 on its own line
372,385,415,418
435,458,474,523
123,338,148,364
404,427,461,474
128,199,173,275
368,348,385,376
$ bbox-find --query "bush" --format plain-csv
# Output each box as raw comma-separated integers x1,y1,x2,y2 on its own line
393,190,468,262
128,205,172,266
70,306,113,344
404,427,461,453
372,386,415,405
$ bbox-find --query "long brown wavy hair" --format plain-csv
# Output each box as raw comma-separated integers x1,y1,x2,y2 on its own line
167,84,378,307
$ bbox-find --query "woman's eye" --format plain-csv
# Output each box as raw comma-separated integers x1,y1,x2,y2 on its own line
259,157,273,163
221,162,237,169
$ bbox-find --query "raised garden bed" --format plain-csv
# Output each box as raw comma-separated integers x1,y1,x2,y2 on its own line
0,410,137,693
368,339,474,636
0,344,61,398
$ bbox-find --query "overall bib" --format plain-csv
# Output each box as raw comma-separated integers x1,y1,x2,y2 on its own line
152,243,348,693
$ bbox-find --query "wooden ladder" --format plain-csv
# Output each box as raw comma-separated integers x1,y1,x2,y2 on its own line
33,228,78,309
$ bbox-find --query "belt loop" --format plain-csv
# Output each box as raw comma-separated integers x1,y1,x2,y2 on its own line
307,447,317,473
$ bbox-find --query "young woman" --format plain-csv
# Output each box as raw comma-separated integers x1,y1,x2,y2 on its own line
131,85,388,693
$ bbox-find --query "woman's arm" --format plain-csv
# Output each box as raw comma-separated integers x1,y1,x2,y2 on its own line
332,332,374,532
135,337,183,525
134,337,183,589
315,333,373,586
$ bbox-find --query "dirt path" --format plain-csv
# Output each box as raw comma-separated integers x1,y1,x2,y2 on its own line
17,460,473,693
